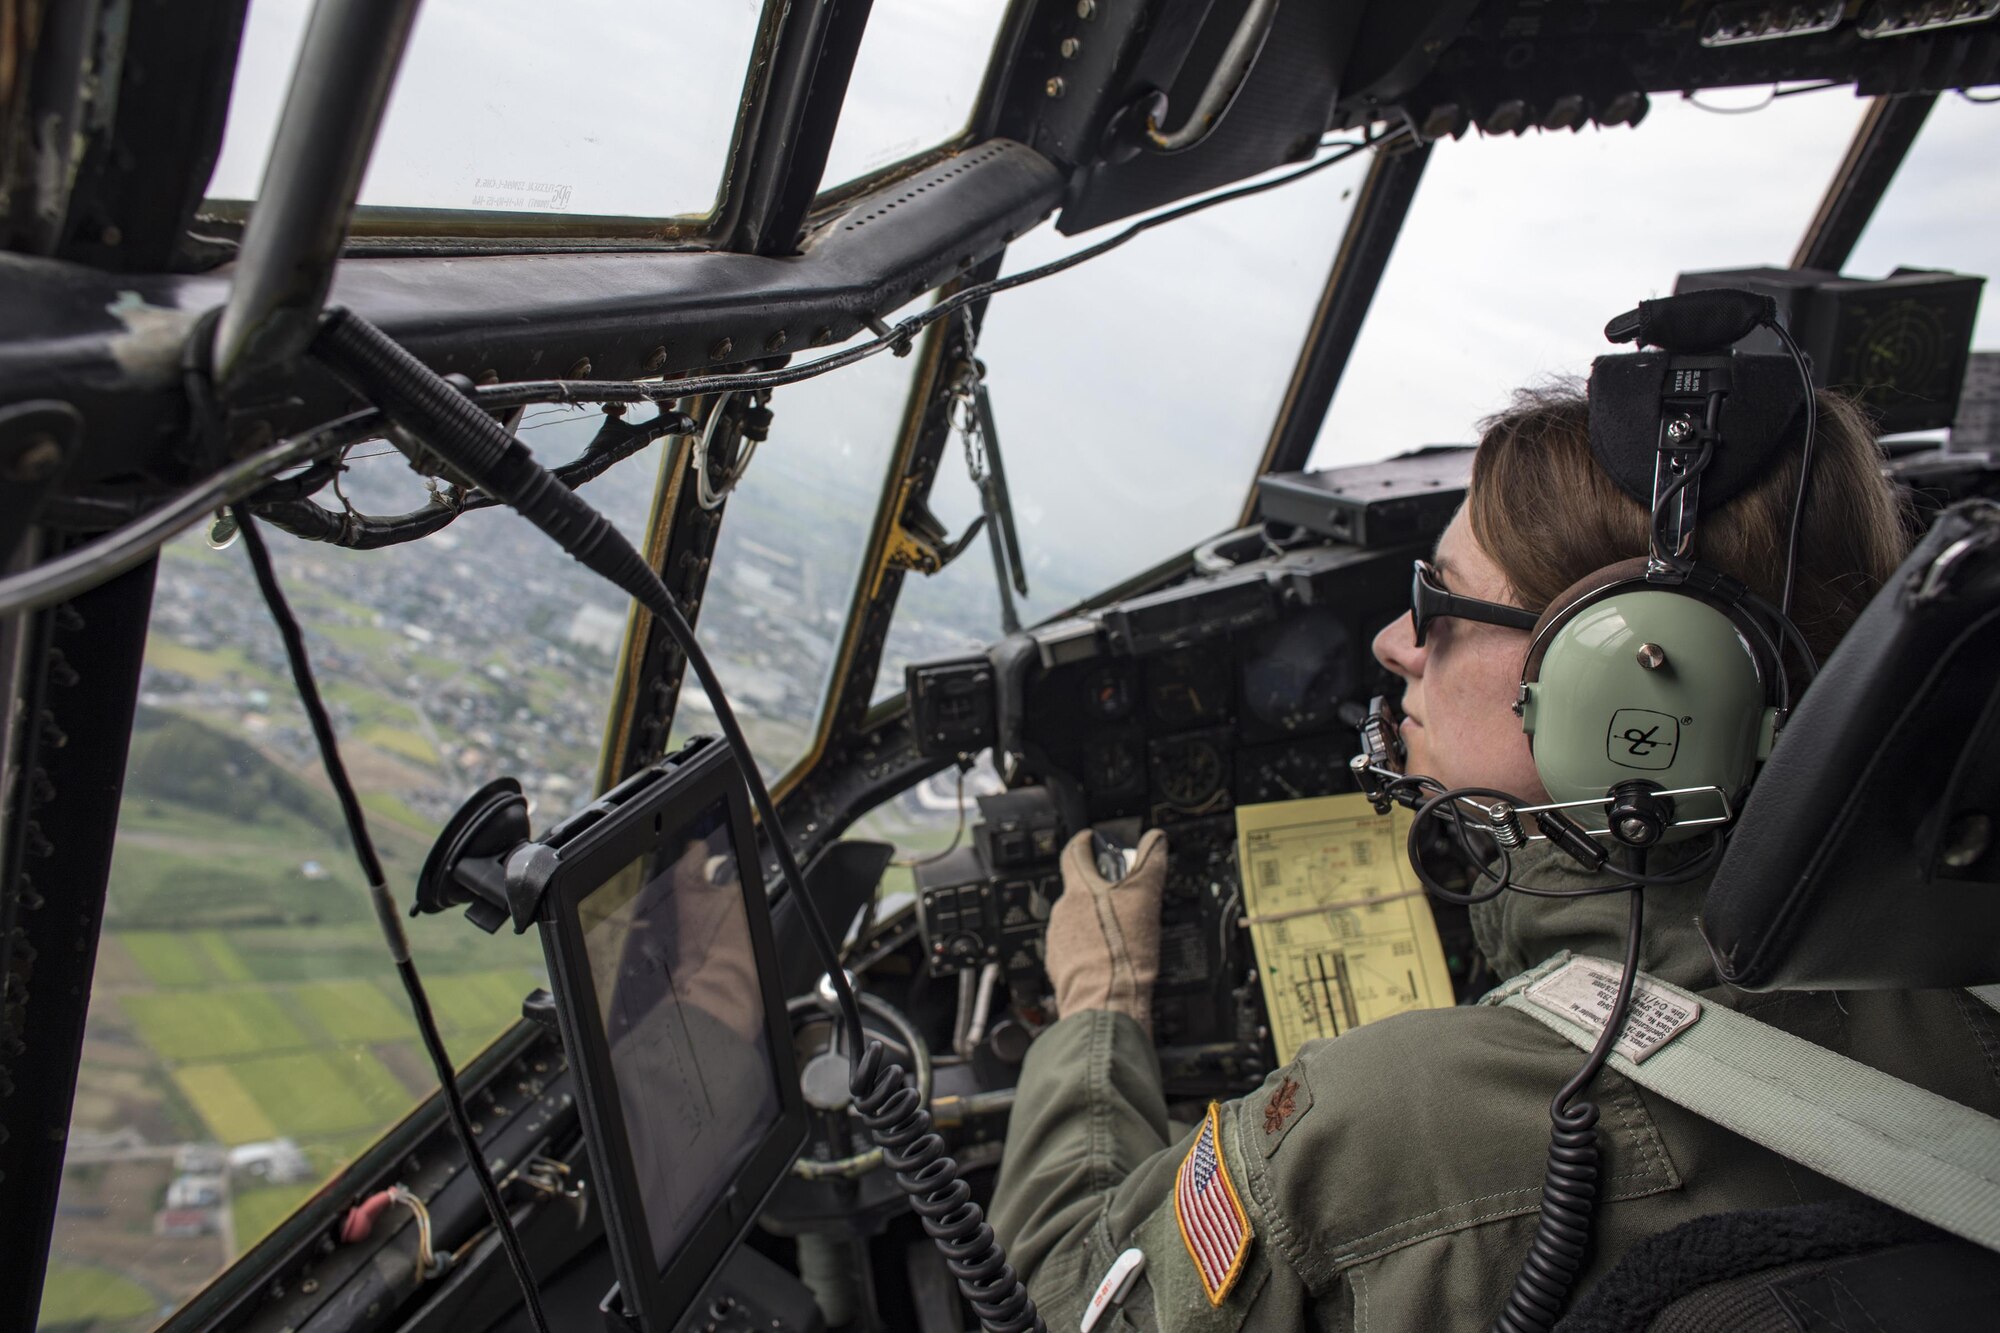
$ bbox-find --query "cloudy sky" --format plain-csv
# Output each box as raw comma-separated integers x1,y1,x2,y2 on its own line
210,1,1997,612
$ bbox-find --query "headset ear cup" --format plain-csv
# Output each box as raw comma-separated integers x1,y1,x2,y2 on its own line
1520,558,1655,684
1521,565,1780,832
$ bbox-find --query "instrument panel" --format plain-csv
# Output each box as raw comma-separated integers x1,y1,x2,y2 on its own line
1025,597,1388,827
909,540,1418,1097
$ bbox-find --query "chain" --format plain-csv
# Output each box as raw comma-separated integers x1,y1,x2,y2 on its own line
951,315,988,483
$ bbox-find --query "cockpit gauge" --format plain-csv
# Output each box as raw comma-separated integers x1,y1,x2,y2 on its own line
1144,648,1232,729
1240,612,1354,736
1237,737,1353,805
1084,731,1144,796
1150,732,1232,816
1837,295,1957,414
1084,666,1134,720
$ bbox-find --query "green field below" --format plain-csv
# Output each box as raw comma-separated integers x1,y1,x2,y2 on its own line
356,723,440,767
420,969,545,1033
119,930,257,987
227,1049,412,1139
37,1261,158,1327
144,638,278,688
172,1064,277,1144
232,1183,319,1255
292,979,412,1044
122,990,307,1062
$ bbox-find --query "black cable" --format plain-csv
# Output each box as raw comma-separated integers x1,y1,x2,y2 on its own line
1767,318,1819,620
234,514,553,1333
1408,787,1520,905
1648,440,1713,561
1491,884,1644,1333
251,408,692,550
306,307,1041,1333
1387,768,1671,1327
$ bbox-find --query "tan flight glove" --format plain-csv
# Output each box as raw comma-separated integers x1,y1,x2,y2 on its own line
1044,828,1169,1036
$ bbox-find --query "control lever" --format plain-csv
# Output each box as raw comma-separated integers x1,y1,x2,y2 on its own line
1091,817,1143,884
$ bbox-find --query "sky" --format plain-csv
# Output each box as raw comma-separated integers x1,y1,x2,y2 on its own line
206,2,1999,603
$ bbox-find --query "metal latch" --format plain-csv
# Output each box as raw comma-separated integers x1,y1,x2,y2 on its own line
869,475,985,600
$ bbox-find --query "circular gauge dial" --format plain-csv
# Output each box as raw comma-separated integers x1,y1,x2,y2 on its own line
1152,738,1226,810
1084,734,1142,795
1145,649,1231,729
1084,667,1133,720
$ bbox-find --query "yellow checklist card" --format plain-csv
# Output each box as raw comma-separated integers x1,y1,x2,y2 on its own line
1235,793,1456,1063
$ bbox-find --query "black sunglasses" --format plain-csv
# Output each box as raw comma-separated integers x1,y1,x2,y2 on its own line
1410,559,1541,647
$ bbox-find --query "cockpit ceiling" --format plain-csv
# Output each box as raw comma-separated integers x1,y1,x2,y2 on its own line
1009,0,1997,233
1331,1,2000,137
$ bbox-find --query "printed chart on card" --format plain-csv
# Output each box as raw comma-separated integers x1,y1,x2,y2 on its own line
1235,793,1456,1063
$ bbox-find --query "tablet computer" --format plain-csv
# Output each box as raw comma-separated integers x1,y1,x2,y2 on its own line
533,737,805,1332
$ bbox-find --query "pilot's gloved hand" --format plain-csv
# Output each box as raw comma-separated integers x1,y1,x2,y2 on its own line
1045,828,1169,1036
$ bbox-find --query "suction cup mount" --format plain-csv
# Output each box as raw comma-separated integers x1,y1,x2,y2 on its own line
413,776,536,933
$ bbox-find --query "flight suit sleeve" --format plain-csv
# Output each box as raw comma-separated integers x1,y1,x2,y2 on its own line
992,1010,1317,1330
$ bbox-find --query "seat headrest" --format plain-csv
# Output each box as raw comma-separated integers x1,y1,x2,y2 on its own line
1703,499,2000,992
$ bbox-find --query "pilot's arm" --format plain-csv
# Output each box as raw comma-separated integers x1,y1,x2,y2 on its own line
991,829,1321,1327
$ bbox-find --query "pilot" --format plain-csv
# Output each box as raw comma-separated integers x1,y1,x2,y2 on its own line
988,382,2000,1329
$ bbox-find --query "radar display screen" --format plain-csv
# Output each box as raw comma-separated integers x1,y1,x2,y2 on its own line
578,800,780,1272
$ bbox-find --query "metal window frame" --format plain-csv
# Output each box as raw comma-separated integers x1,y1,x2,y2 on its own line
1792,92,1940,273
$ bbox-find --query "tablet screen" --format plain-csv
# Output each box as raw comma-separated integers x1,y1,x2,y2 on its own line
576,798,781,1271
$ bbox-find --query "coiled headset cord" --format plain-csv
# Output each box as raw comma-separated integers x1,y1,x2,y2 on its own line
308,308,1045,1333
1491,885,1643,1333
1383,780,1659,1332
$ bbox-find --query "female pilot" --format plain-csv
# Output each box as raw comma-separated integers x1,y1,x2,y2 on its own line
988,383,2000,1330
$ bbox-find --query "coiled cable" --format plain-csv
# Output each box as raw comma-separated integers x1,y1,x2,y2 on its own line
1490,885,1644,1333
850,1044,1044,1333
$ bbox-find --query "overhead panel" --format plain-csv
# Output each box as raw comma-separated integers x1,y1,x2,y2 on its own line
1332,1,2000,141
1005,0,1367,235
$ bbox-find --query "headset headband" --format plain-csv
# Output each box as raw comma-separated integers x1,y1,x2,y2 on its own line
1587,351,1809,509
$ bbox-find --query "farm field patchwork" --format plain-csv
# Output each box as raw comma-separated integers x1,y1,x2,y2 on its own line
121,990,308,1063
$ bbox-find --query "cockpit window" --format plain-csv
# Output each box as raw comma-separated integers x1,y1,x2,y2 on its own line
205,0,765,226
1305,93,1870,471
671,332,922,783
867,155,1375,703
819,0,1012,194
37,418,671,1331
1846,94,2000,350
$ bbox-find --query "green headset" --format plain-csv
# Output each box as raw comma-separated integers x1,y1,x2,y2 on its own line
1515,289,1819,848
1353,288,1820,860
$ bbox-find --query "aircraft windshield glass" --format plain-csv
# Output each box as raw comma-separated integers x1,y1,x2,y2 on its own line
206,0,765,221
36,419,672,1332
1847,94,2000,351
820,0,1012,193
1305,92,1871,470
864,152,1375,710
671,332,922,783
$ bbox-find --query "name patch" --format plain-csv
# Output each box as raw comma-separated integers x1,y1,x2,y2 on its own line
1524,957,1702,1063
1174,1104,1253,1305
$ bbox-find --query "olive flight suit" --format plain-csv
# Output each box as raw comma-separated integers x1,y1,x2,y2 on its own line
990,841,2000,1331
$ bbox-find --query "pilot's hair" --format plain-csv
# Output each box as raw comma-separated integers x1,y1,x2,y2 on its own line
1467,380,1909,662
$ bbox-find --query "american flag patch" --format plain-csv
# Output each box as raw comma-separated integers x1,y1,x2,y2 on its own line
1174,1102,1252,1305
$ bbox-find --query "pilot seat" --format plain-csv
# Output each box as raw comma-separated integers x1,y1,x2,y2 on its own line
1545,497,2000,1331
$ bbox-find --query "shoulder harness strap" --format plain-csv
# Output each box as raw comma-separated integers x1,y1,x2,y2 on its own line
1485,952,2000,1253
